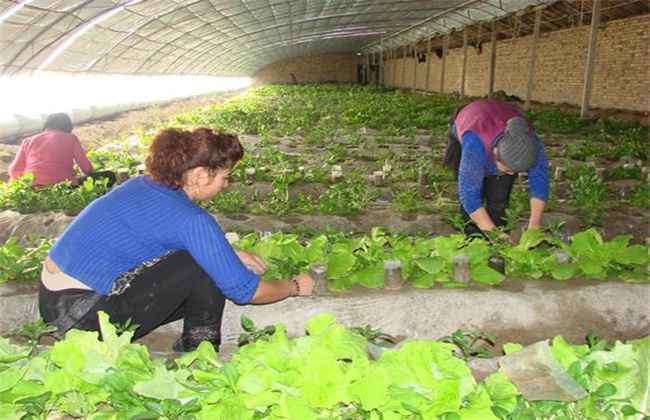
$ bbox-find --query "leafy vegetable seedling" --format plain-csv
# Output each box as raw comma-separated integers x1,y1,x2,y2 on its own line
238,314,276,347
440,329,497,360
11,318,57,350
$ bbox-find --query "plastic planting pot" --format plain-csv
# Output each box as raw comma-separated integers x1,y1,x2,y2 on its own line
309,264,329,295
384,260,402,290
453,255,470,283
488,256,506,274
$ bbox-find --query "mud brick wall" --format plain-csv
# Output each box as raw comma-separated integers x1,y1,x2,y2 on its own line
252,53,362,85
383,14,649,112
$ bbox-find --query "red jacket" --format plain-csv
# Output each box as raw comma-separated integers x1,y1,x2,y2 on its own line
9,129,93,186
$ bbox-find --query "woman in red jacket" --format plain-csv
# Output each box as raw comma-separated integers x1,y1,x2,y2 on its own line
9,113,115,187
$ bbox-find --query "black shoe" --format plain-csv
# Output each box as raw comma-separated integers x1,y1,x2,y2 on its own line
172,326,221,352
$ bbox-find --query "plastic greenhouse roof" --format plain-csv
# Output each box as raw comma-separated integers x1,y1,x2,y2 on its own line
1,0,556,77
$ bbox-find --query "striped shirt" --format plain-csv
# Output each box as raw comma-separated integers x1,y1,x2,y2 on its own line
48,176,260,304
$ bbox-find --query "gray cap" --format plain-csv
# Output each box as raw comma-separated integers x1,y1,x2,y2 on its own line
495,117,539,172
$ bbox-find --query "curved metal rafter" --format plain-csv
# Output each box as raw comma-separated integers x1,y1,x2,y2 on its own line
2,0,642,76
2,0,100,75
172,16,430,75
144,3,447,74
195,25,400,75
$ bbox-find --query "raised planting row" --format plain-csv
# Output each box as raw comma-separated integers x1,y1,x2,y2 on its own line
3,228,647,289
173,84,648,160
1,85,648,234
1,159,648,234
0,311,648,419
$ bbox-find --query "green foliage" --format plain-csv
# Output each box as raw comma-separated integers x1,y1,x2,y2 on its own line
0,311,647,419
325,143,348,164
318,175,375,216
114,318,141,336
174,84,466,141
204,190,247,213
526,110,592,134
503,229,649,282
604,165,642,181
235,231,327,281
0,237,52,283
349,324,398,346
65,177,112,215
571,173,609,226
504,188,529,232
392,189,429,214
525,109,648,161
566,140,602,161
565,164,596,181
10,319,57,350
88,149,141,175
440,329,497,360
0,175,110,215
630,181,650,209
251,172,316,216
237,315,276,347
4,229,649,291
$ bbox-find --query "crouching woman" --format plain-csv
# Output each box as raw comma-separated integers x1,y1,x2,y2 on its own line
39,127,313,351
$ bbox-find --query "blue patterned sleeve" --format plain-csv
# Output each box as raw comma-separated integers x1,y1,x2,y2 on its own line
526,137,550,202
458,133,487,214
179,213,260,304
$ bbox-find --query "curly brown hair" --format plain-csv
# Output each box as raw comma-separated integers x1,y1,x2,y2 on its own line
145,127,244,189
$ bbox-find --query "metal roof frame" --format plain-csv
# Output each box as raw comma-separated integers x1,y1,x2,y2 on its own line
0,0,646,76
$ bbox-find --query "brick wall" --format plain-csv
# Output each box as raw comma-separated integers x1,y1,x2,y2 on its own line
384,14,649,112
252,53,361,85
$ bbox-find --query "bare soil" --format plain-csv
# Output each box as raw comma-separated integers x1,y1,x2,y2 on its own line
73,89,247,149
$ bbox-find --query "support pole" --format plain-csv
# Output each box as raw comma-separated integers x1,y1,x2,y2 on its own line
402,46,407,88
461,28,468,96
425,37,432,92
412,43,417,91
525,8,542,111
386,50,390,86
488,20,497,98
579,0,585,26
379,42,384,85
440,34,449,93
581,0,601,118
374,52,379,85
393,49,397,87
391,49,396,86
364,53,369,84
514,15,521,38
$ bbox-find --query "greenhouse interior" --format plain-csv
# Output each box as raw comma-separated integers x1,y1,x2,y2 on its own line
0,0,649,418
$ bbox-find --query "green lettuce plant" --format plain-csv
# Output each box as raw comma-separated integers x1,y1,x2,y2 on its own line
1,312,647,419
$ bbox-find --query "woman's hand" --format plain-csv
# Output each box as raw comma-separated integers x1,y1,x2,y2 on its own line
236,250,267,275
291,273,314,297
497,231,514,243
250,272,314,304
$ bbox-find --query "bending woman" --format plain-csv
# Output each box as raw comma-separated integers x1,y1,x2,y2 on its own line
39,127,313,351
444,99,549,238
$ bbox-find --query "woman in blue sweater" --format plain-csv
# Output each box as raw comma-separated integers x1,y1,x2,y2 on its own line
444,100,549,239
39,127,314,351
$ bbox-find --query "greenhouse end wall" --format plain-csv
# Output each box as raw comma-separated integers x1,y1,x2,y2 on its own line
389,14,648,113
252,53,362,85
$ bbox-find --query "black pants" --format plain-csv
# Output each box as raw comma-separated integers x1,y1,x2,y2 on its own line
39,251,225,349
444,127,516,236
460,174,516,236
